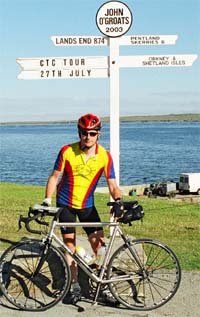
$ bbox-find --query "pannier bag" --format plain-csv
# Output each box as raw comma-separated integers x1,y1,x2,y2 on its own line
120,201,144,225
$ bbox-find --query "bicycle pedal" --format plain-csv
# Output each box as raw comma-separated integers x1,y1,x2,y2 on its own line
71,294,81,304
70,291,82,304
100,289,120,307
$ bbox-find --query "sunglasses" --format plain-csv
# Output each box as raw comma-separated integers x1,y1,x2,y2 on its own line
81,131,98,137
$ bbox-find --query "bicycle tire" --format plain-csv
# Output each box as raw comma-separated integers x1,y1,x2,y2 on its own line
0,239,71,311
106,238,181,311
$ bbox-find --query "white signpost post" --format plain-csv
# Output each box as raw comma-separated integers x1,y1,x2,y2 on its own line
17,0,198,191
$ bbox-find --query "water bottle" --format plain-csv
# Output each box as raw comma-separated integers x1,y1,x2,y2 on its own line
75,246,93,265
96,244,107,267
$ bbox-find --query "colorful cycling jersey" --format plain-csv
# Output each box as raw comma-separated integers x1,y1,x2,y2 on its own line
54,142,116,209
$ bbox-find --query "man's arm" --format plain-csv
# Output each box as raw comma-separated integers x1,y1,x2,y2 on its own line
44,170,62,203
107,178,121,201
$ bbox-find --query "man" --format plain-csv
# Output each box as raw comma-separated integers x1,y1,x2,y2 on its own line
42,113,122,303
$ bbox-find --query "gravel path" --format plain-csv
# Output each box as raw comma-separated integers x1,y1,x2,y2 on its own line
0,271,200,317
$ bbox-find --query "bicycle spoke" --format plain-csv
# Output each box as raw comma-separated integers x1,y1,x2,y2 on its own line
0,240,71,311
107,238,181,311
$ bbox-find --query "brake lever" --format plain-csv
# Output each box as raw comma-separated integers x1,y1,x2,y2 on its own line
18,216,23,231
28,208,49,226
18,214,42,235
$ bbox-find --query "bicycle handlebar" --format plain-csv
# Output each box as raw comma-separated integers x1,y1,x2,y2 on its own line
107,200,138,209
18,200,143,234
18,205,62,235
108,200,144,224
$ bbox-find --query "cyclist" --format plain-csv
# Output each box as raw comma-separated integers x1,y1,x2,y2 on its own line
42,113,123,303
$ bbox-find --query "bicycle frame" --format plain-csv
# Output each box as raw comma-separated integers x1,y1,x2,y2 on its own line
42,219,143,303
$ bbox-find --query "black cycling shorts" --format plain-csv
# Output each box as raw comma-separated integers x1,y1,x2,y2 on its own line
58,204,103,236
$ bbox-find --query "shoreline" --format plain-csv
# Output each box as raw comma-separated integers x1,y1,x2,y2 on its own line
1,113,200,125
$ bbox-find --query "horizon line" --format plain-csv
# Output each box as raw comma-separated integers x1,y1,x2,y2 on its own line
1,113,200,125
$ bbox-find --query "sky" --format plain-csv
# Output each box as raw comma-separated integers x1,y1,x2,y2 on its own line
0,0,200,122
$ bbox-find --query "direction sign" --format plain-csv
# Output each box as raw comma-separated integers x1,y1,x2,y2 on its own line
96,0,133,37
51,36,108,46
51,34,178,47
17,56,108,70
17,68,109,80
17,54,198,80
119,54,198,68
119,35,178,46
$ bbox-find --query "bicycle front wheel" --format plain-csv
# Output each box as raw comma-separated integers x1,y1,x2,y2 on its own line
0,239,71,311
107,238,181,311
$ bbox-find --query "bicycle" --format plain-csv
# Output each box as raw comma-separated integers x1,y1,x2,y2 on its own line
0,201,181,312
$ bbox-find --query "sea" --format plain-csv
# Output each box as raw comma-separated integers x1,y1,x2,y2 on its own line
0,121,200,187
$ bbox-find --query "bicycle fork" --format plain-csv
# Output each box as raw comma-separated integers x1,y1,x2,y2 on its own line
121,233,147,275
31,240,50,278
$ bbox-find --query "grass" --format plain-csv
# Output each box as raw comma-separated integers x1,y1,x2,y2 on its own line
0,182,199,271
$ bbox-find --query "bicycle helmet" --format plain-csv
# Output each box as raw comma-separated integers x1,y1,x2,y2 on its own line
78,113,102,131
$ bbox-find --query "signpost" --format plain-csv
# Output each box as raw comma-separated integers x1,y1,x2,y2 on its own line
17,0,198,189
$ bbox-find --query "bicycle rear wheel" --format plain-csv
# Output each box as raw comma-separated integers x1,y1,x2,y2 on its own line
0,239,71,311
107,238,181,311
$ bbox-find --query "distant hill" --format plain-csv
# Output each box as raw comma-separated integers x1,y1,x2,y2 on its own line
119,113,200,122
1,113,200,125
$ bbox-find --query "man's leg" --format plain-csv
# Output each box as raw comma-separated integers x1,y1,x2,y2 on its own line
88,229,105,255
62,232,78,283
88,229,119,305
62,232,81,303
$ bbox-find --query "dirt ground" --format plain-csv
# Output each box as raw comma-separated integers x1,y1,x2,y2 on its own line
0,271,200,317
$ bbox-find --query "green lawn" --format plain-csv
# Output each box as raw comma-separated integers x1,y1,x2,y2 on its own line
0,182,199,270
